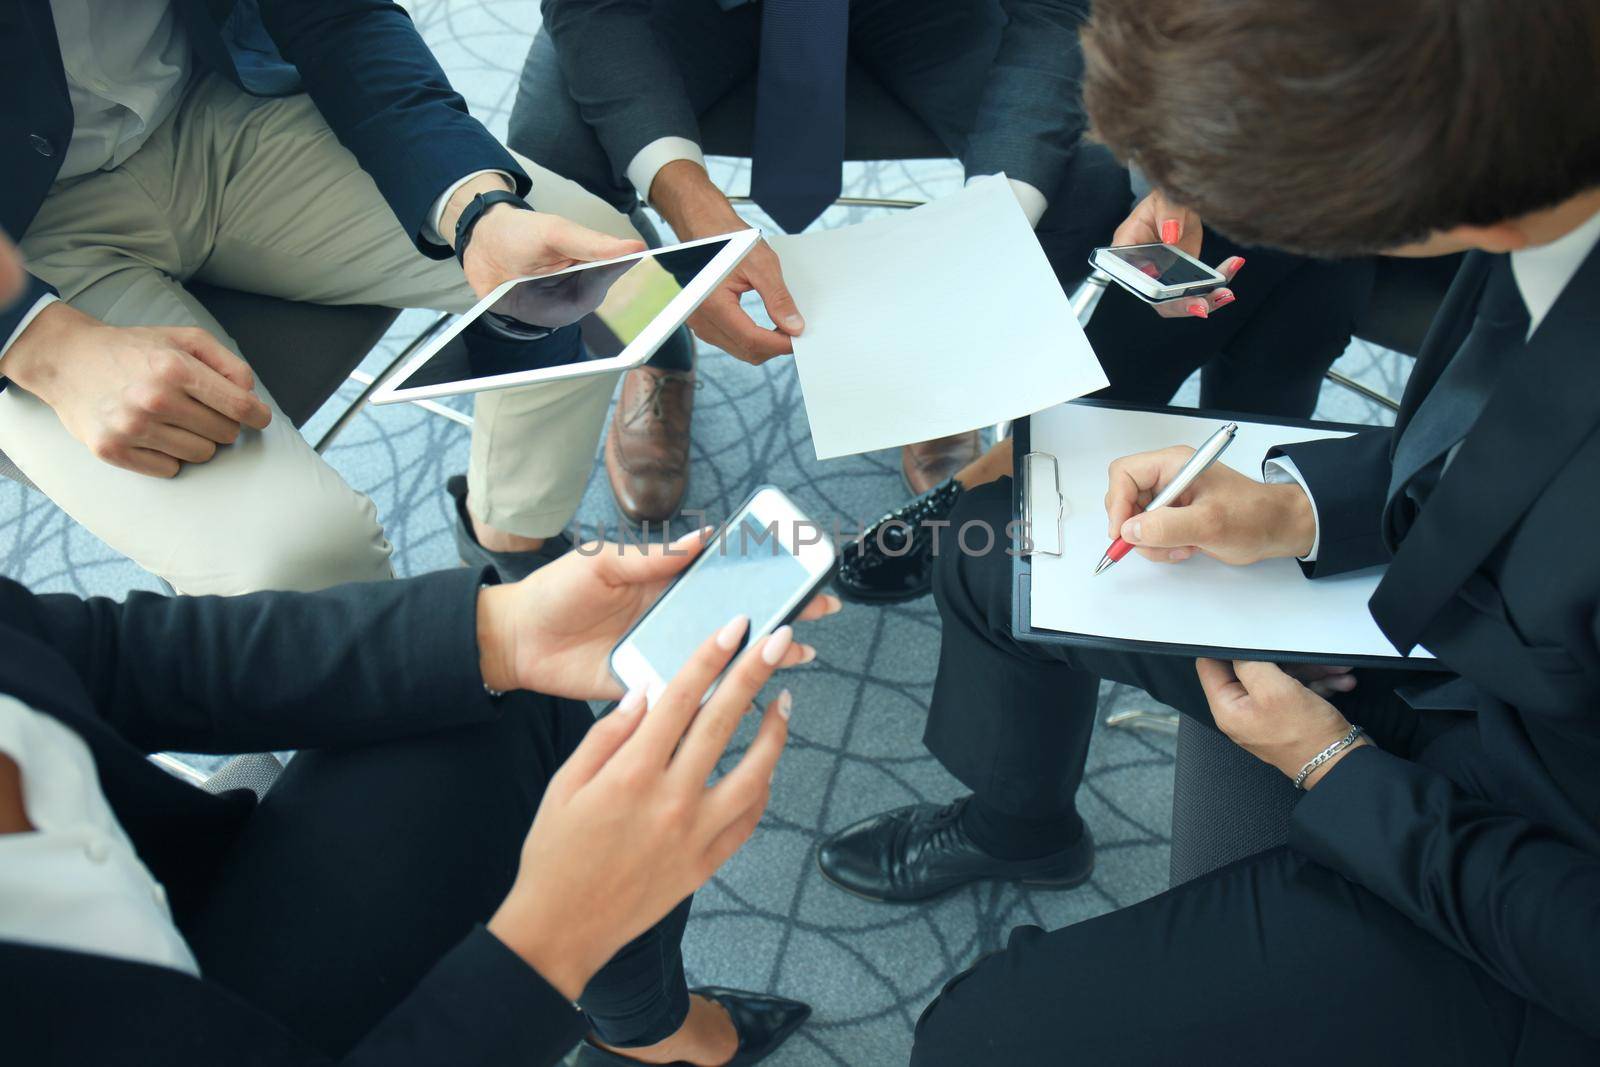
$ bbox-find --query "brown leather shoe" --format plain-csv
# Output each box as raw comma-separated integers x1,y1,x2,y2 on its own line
901,430,981,496
606,365,694,523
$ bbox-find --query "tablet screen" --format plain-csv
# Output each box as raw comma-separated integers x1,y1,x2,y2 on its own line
388,238,732,393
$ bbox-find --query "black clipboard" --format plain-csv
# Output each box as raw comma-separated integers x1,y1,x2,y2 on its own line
1010,399,1446,671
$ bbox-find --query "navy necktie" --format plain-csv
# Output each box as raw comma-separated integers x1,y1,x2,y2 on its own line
1386,256,1529,533
750,0,849,233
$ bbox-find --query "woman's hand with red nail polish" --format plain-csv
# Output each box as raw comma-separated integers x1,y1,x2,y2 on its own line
1114,189,1204,259
1112,189,1246,320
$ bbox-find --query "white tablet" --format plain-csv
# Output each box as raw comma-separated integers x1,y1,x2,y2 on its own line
372,229,759,404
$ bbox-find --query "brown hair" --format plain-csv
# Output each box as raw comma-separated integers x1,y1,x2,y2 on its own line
1081,1,1600,256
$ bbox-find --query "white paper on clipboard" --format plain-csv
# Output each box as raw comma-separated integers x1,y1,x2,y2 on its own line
1023,402,1433,662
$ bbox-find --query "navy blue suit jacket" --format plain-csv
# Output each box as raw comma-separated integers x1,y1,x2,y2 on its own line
1270,247,1600,1051
1,0,530,348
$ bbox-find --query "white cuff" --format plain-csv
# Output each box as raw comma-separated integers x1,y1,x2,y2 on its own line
1263,457,1321,562
968,174,1049,228
2,294,59,362
626,136,706,206
428,170,516,246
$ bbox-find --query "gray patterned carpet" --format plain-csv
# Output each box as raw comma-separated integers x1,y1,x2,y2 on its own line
0,4,1409,1064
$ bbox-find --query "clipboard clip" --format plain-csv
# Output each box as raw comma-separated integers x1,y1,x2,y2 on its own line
1021,451,1065,557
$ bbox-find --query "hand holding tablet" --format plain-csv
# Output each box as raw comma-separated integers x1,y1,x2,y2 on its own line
373,230,760,404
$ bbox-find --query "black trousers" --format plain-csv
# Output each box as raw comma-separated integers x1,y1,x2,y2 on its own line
911,480,1575,1065
508,0,1373,409
174,693,691,1057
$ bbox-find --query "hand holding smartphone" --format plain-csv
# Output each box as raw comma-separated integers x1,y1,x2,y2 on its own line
1089,242,1228,303
611,487,837,702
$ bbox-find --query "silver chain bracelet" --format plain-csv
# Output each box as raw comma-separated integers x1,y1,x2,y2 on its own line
1293,725,1366,790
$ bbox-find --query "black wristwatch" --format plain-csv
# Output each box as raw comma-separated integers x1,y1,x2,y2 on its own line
454,189,532,266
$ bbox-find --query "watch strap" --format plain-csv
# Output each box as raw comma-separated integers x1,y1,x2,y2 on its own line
455,189,532,266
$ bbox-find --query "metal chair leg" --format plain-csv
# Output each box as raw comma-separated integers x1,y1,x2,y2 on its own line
1104,709,1182,735
314,312,455,453
1324,368,1400,412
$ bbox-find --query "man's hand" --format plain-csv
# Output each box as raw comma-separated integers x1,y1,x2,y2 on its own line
1112,189,1245,319
1104,445,1317,565
1281,662,1359,699
476,526,842,700
0,302,272,478
650,160,804,365
441,173,645,299
488,619,795,998
1196,658,1369,788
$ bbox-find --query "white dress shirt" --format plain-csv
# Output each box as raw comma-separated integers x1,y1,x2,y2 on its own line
1266,206,1600,561
0,693,200,976
52,0,193,181
626,136,1051,228
4,3,502,359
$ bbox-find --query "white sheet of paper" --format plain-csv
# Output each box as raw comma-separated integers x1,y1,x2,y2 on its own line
1025,402,1433,661
768,175,1108,460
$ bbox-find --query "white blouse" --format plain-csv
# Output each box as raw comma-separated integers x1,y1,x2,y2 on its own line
0,693,199,976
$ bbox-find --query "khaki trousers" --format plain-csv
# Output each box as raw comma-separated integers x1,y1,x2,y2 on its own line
2,74,633,595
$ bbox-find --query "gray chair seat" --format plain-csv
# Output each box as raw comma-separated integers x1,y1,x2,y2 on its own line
187,282,398,430
1168,714,1299,886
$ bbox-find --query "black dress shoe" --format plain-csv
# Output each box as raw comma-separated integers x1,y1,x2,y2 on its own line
834,478,962,604
572,987,810,1067
447,475,572,583
816,798,1094,903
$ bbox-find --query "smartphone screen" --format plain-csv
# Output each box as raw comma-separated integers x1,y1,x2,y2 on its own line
1106,244,1216,287
627,515,813,678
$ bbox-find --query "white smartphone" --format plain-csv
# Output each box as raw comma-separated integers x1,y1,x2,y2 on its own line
610,487,838,703
1089,242,1226,303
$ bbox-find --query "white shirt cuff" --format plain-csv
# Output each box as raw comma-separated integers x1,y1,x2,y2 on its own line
428,170,516,246
968,174,1049,228
1263,456,1321,562
2,294,59,362
626,136,706,206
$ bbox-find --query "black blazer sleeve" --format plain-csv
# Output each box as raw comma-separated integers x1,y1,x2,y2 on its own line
6,568,502,755
962,0,1091,197
10,927,586,1066
344,927,587,1067
257,0,530,256
1268,429,1394,578
1291,745,1600,1039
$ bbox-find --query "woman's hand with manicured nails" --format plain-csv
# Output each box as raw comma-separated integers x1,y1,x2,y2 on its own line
1111,189,1246,319
476,526,841,700
488,619,797,999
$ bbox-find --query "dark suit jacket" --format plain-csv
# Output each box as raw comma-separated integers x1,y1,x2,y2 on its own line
0,569,586,1066
1272,247,1600,1052
540,0,1089,198
1,0,531,349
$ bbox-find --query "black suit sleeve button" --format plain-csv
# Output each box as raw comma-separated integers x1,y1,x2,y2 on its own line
29,133,55,157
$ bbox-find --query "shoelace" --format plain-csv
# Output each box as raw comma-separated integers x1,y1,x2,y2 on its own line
620,372,698,429
894,801,967,863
